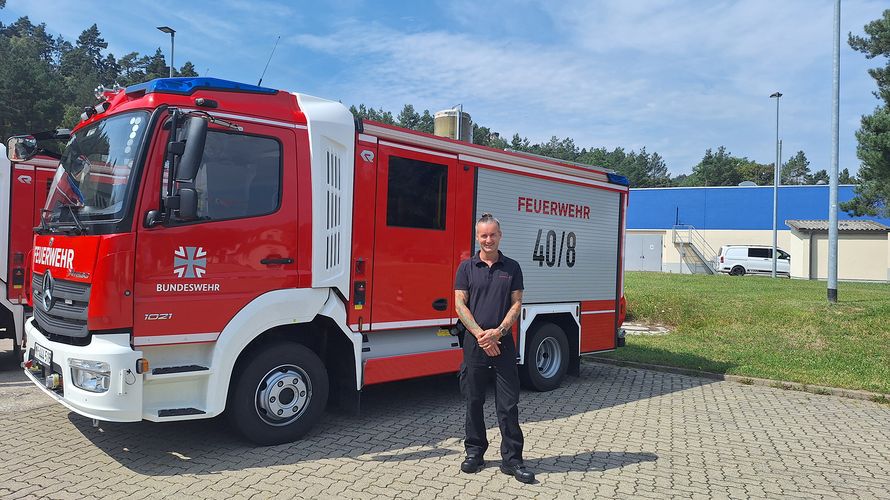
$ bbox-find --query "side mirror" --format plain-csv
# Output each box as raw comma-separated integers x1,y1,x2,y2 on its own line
177,188,198,221
144,209,163,228
7,135,38,162
175,116,208,182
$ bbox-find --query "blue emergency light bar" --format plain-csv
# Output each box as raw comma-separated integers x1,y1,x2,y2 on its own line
607,172,630,186
125,77,278,97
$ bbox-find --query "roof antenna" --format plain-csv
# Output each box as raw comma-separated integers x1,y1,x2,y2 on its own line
257,35,281,86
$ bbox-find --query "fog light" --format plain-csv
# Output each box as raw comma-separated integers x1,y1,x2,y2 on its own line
45,373,61,390
69,359,110,393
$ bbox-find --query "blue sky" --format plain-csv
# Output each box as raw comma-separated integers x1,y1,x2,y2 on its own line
3,0,888,176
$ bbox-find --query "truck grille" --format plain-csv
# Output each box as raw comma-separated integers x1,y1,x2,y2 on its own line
31,273,90,339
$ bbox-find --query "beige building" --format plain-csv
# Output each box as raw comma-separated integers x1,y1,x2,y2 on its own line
785,220,890,282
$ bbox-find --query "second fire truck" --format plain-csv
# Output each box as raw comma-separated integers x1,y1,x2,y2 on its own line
2,133,68,360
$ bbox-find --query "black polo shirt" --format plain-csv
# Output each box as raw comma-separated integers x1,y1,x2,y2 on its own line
454,251,524,330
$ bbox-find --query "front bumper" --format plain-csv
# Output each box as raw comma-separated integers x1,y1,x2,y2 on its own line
22,318,143,422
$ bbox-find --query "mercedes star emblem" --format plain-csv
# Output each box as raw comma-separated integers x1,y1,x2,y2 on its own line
41,271,55,312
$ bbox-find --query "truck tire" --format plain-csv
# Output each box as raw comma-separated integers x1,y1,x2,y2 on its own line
520,322,569,392
730,266,746,276
228,341,329,446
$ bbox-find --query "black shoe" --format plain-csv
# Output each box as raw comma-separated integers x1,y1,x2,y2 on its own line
460,456,485,473
500,463,535,484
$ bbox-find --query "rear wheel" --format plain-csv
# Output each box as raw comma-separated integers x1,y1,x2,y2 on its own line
730,266,746,276
520,322,569,392
228,342,329,445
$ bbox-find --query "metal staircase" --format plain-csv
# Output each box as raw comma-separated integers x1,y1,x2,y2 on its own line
672,225,718,275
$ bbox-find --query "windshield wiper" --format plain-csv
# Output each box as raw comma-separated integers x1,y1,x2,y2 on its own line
51,185,87,234
34,209,54,235
35,205,85,235
60,203,87,234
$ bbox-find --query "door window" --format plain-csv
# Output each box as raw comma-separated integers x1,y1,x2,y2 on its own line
169,130,281,223
748,248,770,258
385,156,448,230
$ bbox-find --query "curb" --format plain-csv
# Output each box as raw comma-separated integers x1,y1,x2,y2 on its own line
584,357,890,404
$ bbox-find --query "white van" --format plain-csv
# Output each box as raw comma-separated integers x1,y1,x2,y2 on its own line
716,245,790,276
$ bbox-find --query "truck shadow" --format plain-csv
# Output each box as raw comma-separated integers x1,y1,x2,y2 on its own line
0,339,21,372
66,362,700,476
590,343,737,376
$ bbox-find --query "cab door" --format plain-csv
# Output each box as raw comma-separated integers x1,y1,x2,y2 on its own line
370,144,457,328
133,118,299,344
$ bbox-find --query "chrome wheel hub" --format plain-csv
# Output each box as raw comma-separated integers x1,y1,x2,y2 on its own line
255,365,311,426
535,337,562,379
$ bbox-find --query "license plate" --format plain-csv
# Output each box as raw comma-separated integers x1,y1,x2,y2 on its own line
34,343,52,367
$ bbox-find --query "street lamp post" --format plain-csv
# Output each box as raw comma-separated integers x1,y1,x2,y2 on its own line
828,0,840,303
157,26,175,78
769,91,782,278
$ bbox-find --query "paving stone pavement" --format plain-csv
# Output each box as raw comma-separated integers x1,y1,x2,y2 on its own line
0,346,888,499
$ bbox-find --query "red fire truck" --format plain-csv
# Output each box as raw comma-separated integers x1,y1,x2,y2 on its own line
14,77,628,445
2,134,68,359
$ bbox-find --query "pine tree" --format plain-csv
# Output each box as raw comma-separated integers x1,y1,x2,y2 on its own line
843,9,890,216
417,110,434,134
396,104,420,130
839,168,857,184
690,146,743,186
781,150,811,185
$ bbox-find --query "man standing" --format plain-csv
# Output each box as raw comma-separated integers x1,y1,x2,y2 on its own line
454,213,534,484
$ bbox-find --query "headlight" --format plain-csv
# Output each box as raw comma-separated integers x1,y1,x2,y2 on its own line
69,358,110,393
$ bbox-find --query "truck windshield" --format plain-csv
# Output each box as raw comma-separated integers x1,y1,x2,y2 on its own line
42,111,149,230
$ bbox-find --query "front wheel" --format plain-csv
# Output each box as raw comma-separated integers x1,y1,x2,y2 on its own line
520,322,569,392
228,342,329,445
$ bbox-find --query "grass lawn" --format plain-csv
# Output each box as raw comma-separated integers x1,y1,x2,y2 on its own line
595,272,890,394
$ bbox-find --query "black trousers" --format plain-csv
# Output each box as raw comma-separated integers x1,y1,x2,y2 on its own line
460,333,524,466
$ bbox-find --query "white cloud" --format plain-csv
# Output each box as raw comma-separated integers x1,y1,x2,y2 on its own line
5,0,885,175
290,1,885,174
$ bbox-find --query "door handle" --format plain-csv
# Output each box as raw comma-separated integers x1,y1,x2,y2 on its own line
261,257,293,265
432,298,448,311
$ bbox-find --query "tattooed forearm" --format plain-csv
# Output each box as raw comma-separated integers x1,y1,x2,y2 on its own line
498,290,523,332
454,290,483,336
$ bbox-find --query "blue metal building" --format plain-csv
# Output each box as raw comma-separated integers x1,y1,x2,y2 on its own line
627,185,890,230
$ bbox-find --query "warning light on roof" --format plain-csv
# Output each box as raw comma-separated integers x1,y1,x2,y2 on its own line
125,77,277,97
